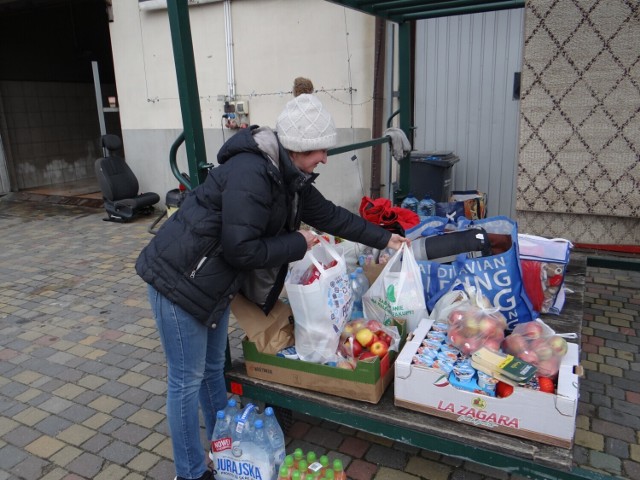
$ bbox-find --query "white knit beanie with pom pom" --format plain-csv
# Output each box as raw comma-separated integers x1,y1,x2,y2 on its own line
275,94,337,152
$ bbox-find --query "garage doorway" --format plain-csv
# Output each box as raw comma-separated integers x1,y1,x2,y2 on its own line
0,0,119,196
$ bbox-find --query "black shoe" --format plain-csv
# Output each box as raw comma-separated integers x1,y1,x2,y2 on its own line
175,470,213,480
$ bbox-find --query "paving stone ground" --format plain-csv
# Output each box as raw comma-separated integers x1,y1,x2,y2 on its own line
0,194,638,480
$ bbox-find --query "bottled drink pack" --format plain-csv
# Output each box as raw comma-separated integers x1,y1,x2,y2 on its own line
211,402,276,480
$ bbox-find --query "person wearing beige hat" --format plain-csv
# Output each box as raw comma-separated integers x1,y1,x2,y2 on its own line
135,78,407,480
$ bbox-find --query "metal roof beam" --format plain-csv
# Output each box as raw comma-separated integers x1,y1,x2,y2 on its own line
329,0,524,22
397,1,524,21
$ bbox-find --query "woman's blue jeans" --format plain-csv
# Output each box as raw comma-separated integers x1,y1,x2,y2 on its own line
148,285,230,479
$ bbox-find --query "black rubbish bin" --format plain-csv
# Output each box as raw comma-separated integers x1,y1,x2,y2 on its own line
409,151,460,202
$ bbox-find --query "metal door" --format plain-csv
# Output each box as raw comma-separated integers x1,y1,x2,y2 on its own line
413,9,525,218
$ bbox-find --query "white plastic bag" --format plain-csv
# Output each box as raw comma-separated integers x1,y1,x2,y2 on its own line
285,237,351,363
363,243,427,332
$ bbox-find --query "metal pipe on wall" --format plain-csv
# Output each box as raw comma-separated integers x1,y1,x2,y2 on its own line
223,0,235,99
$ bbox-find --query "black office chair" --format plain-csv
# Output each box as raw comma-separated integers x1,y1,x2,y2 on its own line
95,134,160,222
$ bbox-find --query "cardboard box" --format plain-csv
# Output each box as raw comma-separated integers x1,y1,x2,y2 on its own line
394,319,580,448
242,320,407,404
363,262,385,286
242,340,393,403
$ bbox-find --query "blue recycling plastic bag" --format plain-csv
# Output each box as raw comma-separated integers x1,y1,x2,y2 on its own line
414,216,535,329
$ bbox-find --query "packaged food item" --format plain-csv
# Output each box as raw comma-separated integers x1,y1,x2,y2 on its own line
471,347,537,385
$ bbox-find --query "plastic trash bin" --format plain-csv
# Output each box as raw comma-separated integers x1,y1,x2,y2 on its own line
409,151,460,202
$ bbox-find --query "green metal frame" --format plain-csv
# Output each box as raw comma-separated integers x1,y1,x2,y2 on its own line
166,0,208,187
226,377,613,480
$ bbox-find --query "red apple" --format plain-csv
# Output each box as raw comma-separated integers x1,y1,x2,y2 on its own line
448,309,466,325
370,340,389,358
365,319,383,333
342,319,366,338
537,358,560,377
336,360,354,370
343,338,363,358
461,316,482,337
518,321,544,340
378,331,393,346
518,349,539,364
359,351,378,361
484,338,502,352
459,337,481,356
548,335,568,356
479,317,502,338
355,328,374,347
503,334,528,354
530,338,553,361
341,324,356,341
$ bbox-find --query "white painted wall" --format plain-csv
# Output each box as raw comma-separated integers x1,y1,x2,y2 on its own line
109,0,378,212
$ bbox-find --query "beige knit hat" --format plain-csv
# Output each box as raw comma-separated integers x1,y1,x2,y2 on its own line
276,94,337,152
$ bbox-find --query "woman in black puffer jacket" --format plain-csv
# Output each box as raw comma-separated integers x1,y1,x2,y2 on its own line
135,81,408,480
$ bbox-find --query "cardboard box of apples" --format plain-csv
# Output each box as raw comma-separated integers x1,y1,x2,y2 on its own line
242,317,406,403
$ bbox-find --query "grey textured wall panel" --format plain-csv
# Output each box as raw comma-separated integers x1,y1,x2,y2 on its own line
414,9,525,218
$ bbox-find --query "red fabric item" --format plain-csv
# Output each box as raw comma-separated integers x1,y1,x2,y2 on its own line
359,197,391,224
521,259,544,312
392,206,420,230
359,196,419,231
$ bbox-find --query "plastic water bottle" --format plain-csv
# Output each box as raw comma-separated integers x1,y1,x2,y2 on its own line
417,195,436,221
349,272,366,319
263,407,286,468
210,410,232,455
401,193,419,213
253,419,274,464
223,398,240,426
355,267,370,293
238,402,259,435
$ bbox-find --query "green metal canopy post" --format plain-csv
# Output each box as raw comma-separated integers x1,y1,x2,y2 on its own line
166,0,208,188
397,20,413,198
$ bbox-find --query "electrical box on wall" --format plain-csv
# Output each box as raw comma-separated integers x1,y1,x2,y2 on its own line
223,100,249,129
232,101,248,115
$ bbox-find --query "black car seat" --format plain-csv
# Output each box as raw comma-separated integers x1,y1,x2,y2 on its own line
95,134,160,222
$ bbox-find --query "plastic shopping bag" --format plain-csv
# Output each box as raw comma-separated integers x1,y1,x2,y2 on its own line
419,216,536,329
285,237,351,364
362,243,427,332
